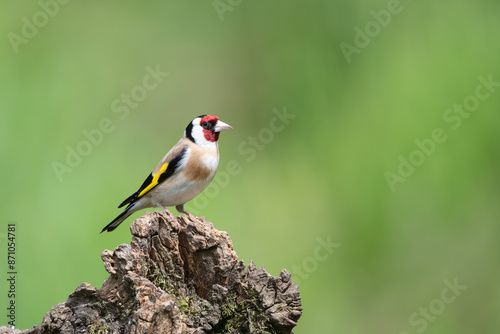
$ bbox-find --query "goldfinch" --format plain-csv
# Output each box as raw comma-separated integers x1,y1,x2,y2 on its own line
100,115,232,233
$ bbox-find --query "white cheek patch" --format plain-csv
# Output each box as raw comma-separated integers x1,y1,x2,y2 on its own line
191,124,205,142
191,124,218,149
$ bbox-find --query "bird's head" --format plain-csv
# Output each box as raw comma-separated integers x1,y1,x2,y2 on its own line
185,115,232,146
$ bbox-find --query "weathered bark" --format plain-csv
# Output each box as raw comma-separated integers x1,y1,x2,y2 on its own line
3,211,302,333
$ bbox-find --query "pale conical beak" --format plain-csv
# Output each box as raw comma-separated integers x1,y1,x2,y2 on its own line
214,120,233,132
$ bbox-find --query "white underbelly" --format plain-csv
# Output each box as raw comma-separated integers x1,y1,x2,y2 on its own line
146,175,213,207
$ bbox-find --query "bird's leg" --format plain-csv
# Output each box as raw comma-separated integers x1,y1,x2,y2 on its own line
175,204,190,216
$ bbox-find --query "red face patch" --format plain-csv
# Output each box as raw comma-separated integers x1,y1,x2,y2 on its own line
203,131,219,142
200,115,220,142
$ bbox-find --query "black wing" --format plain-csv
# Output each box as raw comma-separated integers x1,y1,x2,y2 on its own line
118,147,187,208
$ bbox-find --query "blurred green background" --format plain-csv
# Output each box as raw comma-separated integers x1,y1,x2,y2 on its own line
2,0,500,333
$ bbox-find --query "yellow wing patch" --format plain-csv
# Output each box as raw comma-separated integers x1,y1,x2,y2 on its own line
138,162,169,197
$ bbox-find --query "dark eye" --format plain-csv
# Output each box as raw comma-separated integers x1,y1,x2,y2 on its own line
201,121,213,130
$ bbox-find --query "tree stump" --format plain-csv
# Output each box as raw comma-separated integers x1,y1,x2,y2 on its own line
3,211,302,333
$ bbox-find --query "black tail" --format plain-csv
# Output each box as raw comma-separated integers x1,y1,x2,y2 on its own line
100,205,135,233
